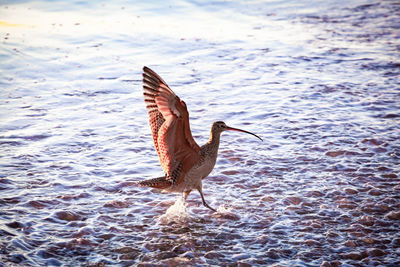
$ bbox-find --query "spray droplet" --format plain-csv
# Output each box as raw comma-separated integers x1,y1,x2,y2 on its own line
158,196,190,224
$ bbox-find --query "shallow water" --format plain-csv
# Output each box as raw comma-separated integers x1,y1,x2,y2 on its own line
1,0,400,266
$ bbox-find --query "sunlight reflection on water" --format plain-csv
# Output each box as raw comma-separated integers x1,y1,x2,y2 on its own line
1,0,400,266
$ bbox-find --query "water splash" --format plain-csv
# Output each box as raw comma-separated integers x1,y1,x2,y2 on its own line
158,196,190,225
216,204,232,213
213,205,241,220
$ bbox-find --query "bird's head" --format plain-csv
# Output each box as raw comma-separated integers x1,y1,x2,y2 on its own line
211,121,262,141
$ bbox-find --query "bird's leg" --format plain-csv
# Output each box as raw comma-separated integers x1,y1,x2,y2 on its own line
197,187,216,212
183,190,191,200
180,190,191,208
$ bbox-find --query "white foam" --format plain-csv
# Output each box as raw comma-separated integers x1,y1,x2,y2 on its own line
216,204,232,213
158,196,190,225
213,205,241,220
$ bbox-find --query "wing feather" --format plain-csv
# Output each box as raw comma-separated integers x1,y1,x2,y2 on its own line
142,66,200,183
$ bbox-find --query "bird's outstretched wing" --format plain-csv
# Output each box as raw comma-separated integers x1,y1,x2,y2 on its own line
142,66,200,185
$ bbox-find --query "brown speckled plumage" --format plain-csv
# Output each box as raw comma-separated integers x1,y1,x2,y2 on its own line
137,67,262,211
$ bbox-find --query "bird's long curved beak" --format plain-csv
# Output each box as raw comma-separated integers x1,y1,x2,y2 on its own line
226,126,263,141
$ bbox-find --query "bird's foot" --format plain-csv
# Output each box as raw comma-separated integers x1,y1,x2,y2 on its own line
203,202,217,212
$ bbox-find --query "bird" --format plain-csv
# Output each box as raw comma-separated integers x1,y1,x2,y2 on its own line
137,66,262,212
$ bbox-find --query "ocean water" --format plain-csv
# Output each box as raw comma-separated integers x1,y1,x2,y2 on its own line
1,0,399,266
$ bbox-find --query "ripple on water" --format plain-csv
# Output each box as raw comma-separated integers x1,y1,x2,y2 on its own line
1,0,400,266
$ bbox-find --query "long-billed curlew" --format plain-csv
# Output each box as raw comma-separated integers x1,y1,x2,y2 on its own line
137,66,262,212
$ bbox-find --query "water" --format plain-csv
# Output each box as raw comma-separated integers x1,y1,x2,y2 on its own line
1,0,399,265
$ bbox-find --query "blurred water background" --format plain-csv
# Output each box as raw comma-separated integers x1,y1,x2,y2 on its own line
1,0,399,266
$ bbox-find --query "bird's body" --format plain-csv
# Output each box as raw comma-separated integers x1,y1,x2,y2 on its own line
169,132,220,192
137,66,262,211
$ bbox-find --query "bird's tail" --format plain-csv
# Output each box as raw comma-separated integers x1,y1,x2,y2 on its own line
136,176,172,189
